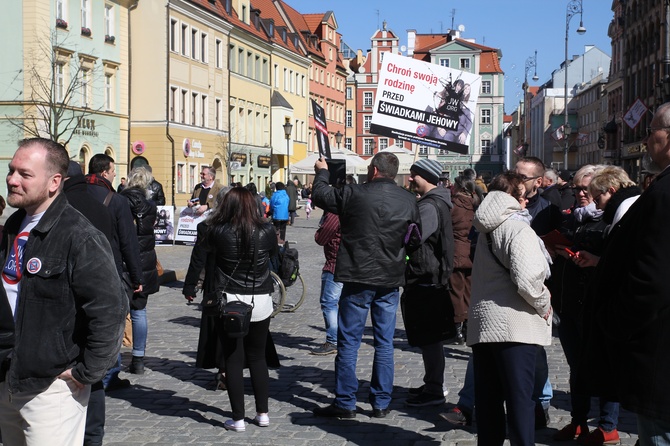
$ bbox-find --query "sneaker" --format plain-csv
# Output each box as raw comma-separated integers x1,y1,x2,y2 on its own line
224,419,246,432
439,407,472,426
311,342,337,355
578,427,620,446
314,403,356,419
254,413,269,427
408,384,449,397
406,392,446,407
555,422,589,441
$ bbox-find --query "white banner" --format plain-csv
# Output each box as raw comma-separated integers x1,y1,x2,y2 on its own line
174,207,208,245
623,99,647,129
371,52,481,155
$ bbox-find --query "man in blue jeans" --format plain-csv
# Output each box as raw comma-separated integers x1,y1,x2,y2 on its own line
311,211,342,355
312,152,420,419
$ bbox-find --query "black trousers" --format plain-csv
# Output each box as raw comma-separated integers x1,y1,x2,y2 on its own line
84,381,105,446
473,342,538,446
221,317,271,421
273,220,287,241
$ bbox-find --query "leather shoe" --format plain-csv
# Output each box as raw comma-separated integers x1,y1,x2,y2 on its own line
372,408,391,418
314,403,356,419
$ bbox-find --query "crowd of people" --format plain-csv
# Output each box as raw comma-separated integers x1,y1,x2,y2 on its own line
1,103,670,445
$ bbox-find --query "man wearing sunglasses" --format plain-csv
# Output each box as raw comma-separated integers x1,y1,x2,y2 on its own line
514,156,562,430
589,103,670,445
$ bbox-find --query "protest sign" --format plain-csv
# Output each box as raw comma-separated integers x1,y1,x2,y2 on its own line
154,206,175,245
370,52,481,155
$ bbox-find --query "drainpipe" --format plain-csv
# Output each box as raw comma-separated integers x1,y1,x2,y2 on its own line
165,1,176,206
127,0,139,175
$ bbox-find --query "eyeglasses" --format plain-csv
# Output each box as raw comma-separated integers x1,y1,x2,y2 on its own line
572,186,589,193
592,191,604,202
519,174,540,182
646,126,670,137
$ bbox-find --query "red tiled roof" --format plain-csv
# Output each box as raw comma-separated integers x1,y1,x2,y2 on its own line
503,115,513,123
250,0,302,54
303,13,323,33
276,0,325,59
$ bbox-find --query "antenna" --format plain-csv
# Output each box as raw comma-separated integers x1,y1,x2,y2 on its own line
451,9,456,30
439,21,443,33
376,9,380,30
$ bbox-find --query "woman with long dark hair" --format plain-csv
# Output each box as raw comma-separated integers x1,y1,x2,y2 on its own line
206,187,278,432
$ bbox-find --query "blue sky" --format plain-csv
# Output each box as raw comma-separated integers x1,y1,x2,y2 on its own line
285,0,613,114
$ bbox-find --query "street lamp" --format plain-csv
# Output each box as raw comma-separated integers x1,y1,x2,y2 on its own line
282,117,293,183
564,0,586,170
335,130,343,149
523,50,539,148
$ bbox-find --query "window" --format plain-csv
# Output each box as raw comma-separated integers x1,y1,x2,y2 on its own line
439,58,449,67
81,0,90,29
460,58,470,70
201,95,207,127
263,59,269,84
215,98,221,130
81,69,91,107
104,4,114,38
191,92,198,125
289,70,294,93
191,28,198,60
283,68,288,91
247,51,253,78
481,139,492,154
176,163,186,193
215,39,222,68
379,138,388,150
481,80,491,94
273,64,278,87
345,137,352,150
181,89,187,123
169,87,177,121
255,55,260,81
364,115,372,130
189,164,198,192
229,44,235,72
346,86,352,100
238,48,244,75
346,110,352,127
419,145,428,155
481,109,491,124
104,74,113,111
364,138,374,156
300,74,305,95
170,19,178,52
200,32,207,63
55,63,65,103
56,0,67,21
364,92,373,106
181,24,188,56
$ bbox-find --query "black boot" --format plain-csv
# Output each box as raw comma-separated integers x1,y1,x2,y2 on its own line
129,356,144,375
448,322,466,345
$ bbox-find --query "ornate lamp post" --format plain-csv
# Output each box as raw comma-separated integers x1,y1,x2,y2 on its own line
564,0,586,170
523,50,539,150
335,130,343,149
282,117,293,183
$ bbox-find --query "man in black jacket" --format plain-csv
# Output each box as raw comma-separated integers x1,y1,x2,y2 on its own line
86,154,142,392
403,159,455,408
0,138,126,445
145,165,165,205
312,152,420,419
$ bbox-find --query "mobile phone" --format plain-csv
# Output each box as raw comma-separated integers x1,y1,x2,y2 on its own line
190,198,200,203
564,248,576,256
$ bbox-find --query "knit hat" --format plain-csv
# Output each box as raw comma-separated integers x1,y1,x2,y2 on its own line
410,159,442,185
558,170,572,182
67,160,83,178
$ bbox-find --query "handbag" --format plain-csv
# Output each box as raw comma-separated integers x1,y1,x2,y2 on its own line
219,230,259,338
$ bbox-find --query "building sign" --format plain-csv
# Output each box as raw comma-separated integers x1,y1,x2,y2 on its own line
183,139,191,157
257,155,271,168
231,152,247,166
371,52,481,155
74,117,99,137
132,141,145,155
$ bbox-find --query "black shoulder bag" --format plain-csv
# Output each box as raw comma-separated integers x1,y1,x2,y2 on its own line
220,230,259,338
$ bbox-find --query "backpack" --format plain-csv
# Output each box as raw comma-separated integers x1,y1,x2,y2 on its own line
278,242,299,287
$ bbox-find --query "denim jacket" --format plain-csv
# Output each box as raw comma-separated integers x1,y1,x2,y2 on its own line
0,193,128,393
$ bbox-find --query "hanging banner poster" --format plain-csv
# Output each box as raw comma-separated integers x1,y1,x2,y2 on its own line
311,99,332,159
370,52,481,155
154,206,175,245
174,207,208,245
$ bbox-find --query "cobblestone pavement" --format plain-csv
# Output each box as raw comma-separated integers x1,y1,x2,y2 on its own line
99,207,639,446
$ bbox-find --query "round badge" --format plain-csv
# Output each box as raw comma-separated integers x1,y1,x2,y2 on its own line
27,257,42,274
208,194,213,199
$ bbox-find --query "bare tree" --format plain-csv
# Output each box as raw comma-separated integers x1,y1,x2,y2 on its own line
5,28,103,146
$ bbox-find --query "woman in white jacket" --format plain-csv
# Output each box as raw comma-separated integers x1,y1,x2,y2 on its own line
468,172,552,446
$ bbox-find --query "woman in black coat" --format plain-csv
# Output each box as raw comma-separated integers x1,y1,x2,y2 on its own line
120,167,159,375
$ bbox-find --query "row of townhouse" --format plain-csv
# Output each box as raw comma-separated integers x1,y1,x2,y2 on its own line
0,0,347,205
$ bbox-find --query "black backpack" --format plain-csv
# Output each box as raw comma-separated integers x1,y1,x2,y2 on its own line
278,242,299,287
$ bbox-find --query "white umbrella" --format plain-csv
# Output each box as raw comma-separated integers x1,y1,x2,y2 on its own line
289,148,367,175
362,145,416,175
